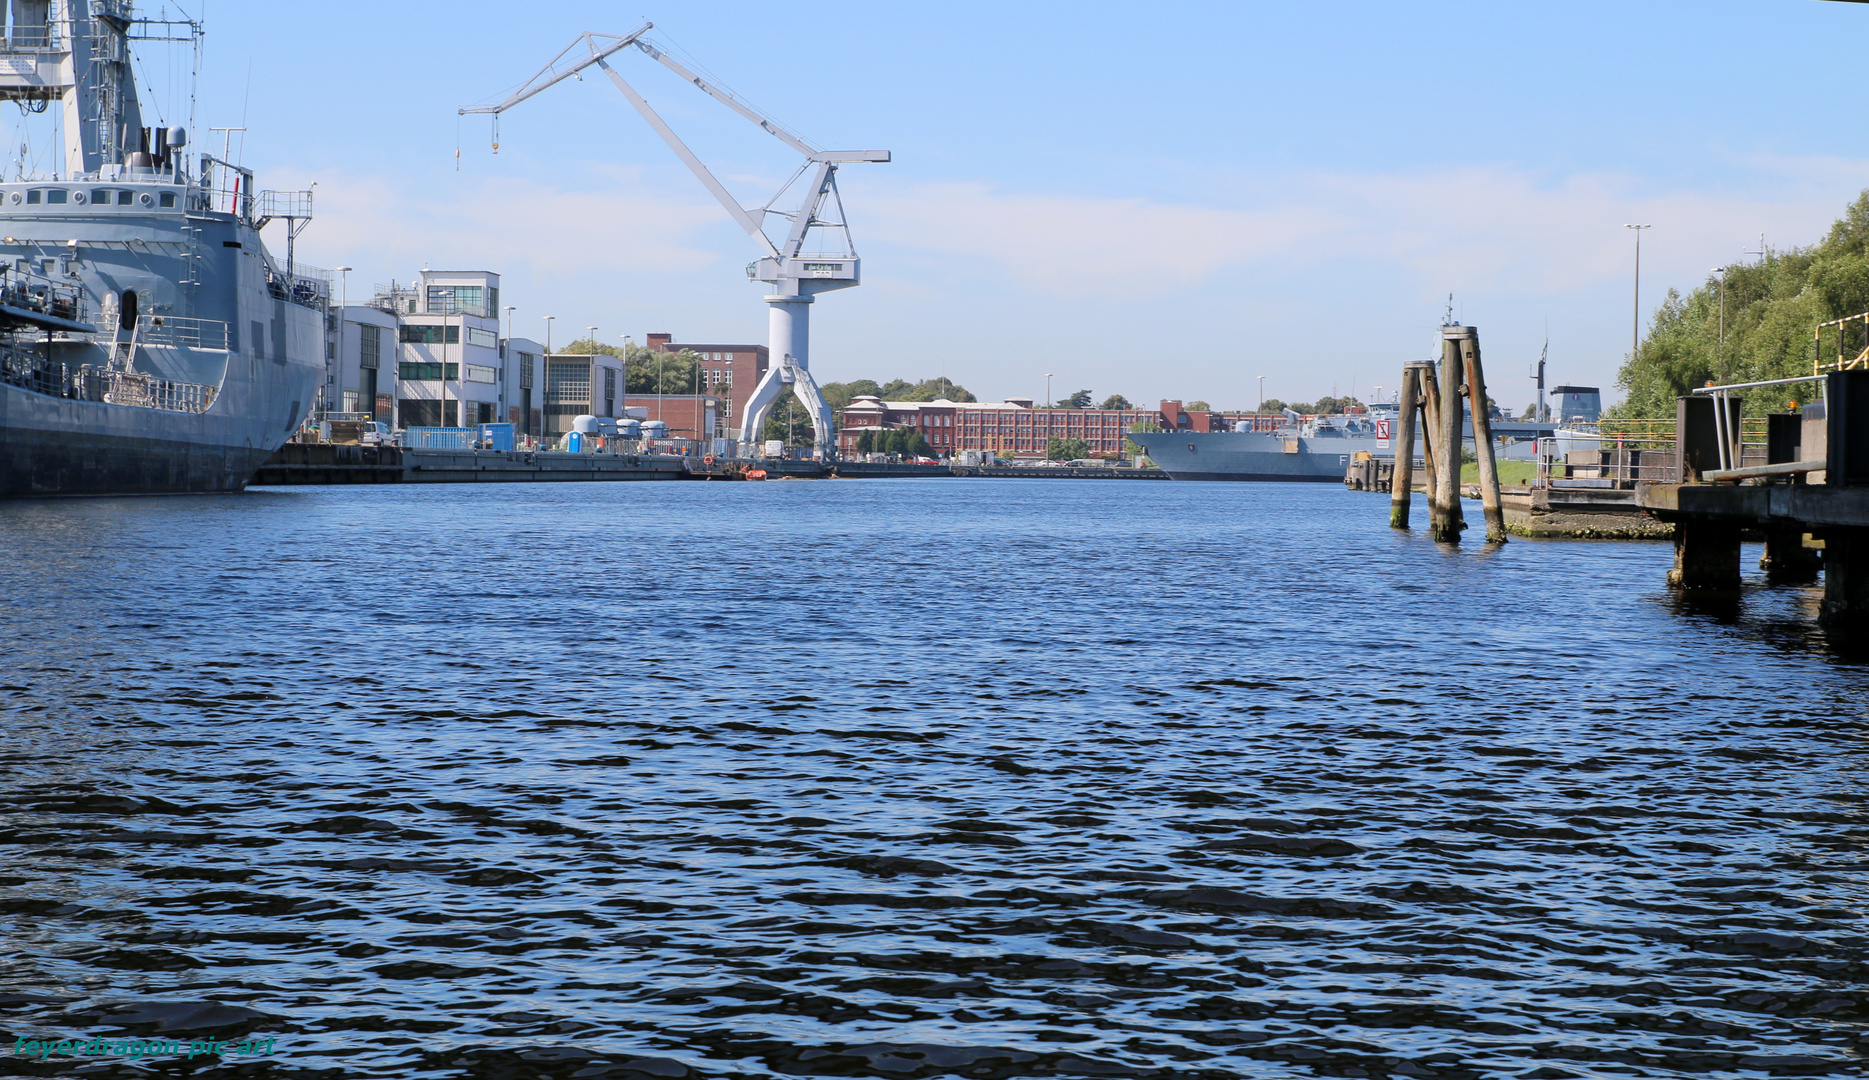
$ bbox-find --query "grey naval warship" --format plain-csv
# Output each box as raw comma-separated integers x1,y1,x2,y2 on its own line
0,2,322,497
1130,405,1557,482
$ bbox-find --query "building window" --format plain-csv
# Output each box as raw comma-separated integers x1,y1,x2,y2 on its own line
545,359,590,405
467,326,497,349
400,324,460,344
520,353,535,389
398,362,459,380
425,284,486,316
465,364,498,383
359,323,381,369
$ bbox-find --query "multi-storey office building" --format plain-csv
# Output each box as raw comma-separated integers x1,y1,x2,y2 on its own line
380,270,505,429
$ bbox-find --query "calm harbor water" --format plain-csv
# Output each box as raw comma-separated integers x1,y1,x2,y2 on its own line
0,479,1864,1079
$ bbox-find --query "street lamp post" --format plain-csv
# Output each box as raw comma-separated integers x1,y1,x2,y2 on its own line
1625,224,1651,364
1258,375,1265,415
1045,372,1053,457
1711,266,1727,371
332,266,351,416
542,315,554,353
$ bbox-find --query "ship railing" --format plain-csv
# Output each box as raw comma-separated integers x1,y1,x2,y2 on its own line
0,276,86,324
134,314,229,351
254,189,313,223
198,155,255,223
0,344,74,398
0,21,62,51
77,365,217,413
262,256,330,310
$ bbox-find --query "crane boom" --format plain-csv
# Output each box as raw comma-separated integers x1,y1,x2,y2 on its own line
459,23,654,117
591,57,777,257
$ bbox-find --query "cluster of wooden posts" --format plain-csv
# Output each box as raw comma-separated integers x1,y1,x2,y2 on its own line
1388,325,1508,544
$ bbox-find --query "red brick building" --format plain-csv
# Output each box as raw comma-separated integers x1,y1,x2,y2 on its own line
625,394,723,441
645,333,768,439
840,394,1161,458
956,400,1156,457
837,395,960,455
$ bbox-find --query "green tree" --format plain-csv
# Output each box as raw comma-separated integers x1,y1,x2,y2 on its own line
759,393,816,447
818,379,883,417
1310,395,1363,414
1260,398,1288,413
1056,389,1092,409
1187,399,1211,411
1616,189,1869,418
1047,437,1091,461
867,427,930,457
622,346,702,396
1100,393,1133,410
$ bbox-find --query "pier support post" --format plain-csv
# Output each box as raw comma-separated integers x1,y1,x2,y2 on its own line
1390,363,1425,528
1456,327,1506,544
1419,360,1442,498
1431,330,1467,543
1761,529,1821,584
1820,529,1869,631
1667,518,1742,591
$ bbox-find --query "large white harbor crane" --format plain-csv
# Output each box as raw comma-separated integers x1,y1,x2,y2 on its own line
462,22,889,456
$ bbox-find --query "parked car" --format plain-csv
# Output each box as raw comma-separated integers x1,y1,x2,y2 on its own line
359,421,399,446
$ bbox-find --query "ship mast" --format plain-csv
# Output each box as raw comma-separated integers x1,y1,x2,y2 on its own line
0,0,146,178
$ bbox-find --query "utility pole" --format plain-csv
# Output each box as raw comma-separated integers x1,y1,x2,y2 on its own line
1712,266,1727,373
333,266,351,415
1625,224,1651,364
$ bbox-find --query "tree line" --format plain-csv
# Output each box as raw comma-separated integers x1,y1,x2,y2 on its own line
1617,189,1869,418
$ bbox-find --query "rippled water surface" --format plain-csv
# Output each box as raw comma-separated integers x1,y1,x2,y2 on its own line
1,480,1865,1079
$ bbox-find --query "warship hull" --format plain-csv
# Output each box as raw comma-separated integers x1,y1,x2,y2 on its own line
0,386,287,496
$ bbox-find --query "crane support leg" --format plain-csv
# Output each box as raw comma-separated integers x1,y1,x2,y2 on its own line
737,365,789,451
736,358,834,459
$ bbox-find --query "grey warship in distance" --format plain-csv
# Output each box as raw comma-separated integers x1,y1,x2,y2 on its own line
0,1,322,497
1129,403,1562,482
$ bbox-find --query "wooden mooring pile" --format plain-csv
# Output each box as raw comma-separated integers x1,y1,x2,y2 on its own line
1388,325,1508,543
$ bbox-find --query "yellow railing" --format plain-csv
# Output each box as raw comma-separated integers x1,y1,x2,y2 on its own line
1596,417,1769,450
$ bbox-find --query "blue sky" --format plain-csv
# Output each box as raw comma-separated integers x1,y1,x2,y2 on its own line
63,0,1869,408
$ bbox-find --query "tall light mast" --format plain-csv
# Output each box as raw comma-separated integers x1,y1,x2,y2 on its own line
462,23,890,457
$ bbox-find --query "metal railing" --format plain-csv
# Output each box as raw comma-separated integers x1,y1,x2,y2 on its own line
0,344,216,413
137,314,229,350
0,275,86,325
1536,440,1684,487
254,189,313,223
1693,376,1825,473
82,366,217,412
198,156,254,222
